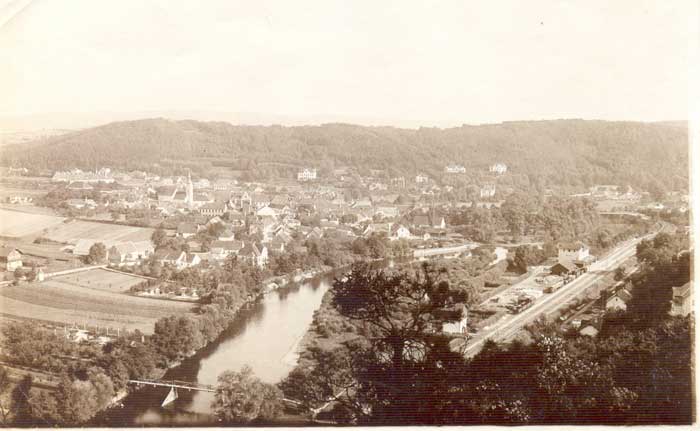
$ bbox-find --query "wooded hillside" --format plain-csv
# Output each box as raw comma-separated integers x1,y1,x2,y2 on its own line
0,118,688,191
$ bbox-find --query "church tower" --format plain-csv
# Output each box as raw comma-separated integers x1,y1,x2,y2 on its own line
186,170,194,207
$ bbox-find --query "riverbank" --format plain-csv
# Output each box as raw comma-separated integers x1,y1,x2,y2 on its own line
94,263,347,426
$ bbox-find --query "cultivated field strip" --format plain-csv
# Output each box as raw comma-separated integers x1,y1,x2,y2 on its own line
0,208,66,237
43,220,154,243
0,270,194,334
55,268,147,292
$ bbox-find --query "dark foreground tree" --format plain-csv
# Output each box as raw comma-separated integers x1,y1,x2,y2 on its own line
283,262,474,424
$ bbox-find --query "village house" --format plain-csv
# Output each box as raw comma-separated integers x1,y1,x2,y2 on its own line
52,168,115,184
550,260,580,277
256,206,278,219
434,304,468,335
375,206,400,219
489,163,508,175
66,197,98,210
601,289,631,312
176,222,199,238
557,242,595,267
217,229,235,241
580,325,599,337
480,184,496,198
363,223,393,238
411,213,446,230
306,227,324,240
157,250,201,269
210,240,245,260
415,173,429,184
390,224,412,241
669,282,692,317
265,239,286,253
7,195,33,204
297,168,317,182
107,241,154,266
445,164,466,174
0,247,23,271
239,242,268,268
228,211,246,228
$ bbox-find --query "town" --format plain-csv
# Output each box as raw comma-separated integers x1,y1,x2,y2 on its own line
0,139,692,426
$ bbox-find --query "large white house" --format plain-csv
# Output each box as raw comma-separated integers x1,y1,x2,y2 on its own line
390,224,412,241
557,242,590,262
444,165,466,174
480,184,496,198
489,163,508,175
108,241,154,266
297,168,317,182
415,173,429,183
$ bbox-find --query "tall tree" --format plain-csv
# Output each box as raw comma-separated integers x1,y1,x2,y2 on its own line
212,366,283,424
85,242,107,264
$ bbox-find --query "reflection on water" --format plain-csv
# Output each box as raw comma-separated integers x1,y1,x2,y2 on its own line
98,274,334,426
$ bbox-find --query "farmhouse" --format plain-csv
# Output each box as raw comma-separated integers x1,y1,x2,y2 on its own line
108,241,154,266
0,246,22,271
157,251,201,269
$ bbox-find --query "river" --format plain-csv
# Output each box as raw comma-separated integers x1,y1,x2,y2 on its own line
97,273,334,426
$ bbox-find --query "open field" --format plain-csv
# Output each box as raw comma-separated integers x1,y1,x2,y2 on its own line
43,219,154,243
54,268,146,293
0,272,194,334
0,208,66,237
0,185,49,197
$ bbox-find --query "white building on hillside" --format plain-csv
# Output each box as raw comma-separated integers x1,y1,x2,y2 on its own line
480,184,496,198
489,163,508,175
415,173,429,183
445,165,466,174
557,242,590,262
297,168,317,181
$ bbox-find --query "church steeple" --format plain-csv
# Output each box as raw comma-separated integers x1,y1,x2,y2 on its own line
186,169,194,207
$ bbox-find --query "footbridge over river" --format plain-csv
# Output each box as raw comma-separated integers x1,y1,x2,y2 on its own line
127,379,303,408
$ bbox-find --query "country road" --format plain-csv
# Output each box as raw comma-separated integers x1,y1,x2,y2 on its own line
462,232,656,358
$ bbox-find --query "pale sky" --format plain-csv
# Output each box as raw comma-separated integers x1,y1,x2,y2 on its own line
0,0,696,128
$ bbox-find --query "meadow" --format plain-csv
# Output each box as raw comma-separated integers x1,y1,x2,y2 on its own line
0,208,66,237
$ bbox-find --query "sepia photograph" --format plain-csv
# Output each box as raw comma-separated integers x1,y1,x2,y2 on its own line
0,0,696,427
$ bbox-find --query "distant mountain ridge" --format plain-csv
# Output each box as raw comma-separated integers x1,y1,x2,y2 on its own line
0,118,688,191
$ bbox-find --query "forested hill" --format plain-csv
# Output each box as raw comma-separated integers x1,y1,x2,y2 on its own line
0,118,688,191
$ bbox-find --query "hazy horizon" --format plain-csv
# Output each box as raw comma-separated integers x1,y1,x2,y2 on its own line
0,110,690,134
